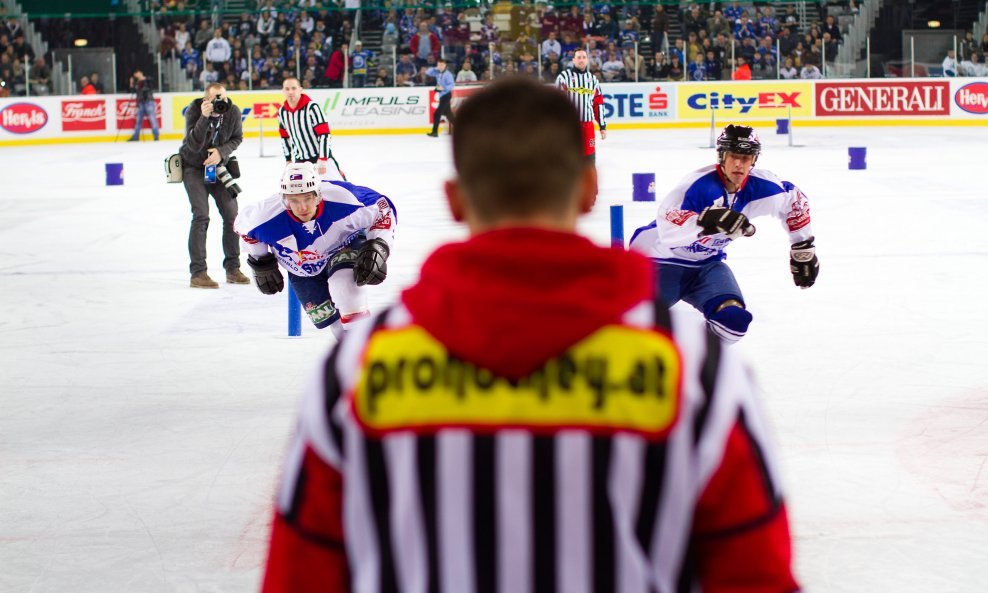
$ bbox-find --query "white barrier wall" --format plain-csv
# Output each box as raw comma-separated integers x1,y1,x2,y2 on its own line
0,78,985,145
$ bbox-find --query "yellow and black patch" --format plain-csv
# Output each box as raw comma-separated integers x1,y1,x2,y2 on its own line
351,325,682,439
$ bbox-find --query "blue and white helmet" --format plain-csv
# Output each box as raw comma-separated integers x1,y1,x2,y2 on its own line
281,162,319,196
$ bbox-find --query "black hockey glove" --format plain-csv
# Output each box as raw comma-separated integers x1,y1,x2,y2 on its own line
247,254,284,295
353,238,390,286
790,237,819,289
697,207,756,239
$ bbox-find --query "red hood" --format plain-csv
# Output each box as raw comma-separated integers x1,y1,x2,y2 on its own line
282,93,312,113
401,228,655,379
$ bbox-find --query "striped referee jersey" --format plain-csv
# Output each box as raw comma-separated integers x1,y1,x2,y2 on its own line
261,230,798,593
555,67,606,128
279,93,331,162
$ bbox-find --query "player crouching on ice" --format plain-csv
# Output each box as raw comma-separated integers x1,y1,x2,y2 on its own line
234,162,396,337
630,124,819,342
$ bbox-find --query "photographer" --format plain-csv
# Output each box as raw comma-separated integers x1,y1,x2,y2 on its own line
127,70,159,142
179,83,248,289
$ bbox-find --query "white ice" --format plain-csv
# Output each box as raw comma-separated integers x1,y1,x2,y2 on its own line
1,125,986,593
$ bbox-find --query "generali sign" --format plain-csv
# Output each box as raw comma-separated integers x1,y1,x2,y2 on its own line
816,81,949,116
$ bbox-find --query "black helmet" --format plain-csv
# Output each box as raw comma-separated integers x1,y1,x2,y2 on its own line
716,124,761,157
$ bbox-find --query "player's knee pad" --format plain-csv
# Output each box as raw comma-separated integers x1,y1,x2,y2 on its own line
704,298,752,343
327,268,369,327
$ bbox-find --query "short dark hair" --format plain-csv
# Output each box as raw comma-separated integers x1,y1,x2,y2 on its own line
452,78,584,220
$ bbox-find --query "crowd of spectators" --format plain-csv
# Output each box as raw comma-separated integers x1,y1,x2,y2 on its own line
943,30,988,77
0,13,51,97
155,0,355,90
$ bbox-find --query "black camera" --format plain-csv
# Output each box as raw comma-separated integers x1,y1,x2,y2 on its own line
211,96,231,114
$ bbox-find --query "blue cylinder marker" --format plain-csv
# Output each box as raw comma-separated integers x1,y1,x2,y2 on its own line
610,204,624,249
849,147,867,170
776,119,789,135
288,284,302,337
631,173,656,202
105,163,124,186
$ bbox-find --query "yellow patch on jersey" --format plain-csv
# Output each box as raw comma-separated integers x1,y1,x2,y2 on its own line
351,325,681,438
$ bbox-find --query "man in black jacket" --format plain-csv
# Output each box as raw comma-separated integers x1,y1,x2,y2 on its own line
127,70,159,141
179,83,247,289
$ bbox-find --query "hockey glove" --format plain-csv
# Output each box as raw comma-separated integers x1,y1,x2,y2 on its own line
247,253,284,295
697,207,756,239
790,237,819,289
353,238,390,286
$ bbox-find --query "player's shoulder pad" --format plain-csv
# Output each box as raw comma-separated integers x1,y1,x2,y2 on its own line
235,192,286,234
743,168,787,200
679,165,722,208
322,180,397,216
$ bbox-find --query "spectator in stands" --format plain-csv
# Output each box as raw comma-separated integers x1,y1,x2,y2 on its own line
540,6,560,39
582,12,597,38
739,37,757,65
200,61,219,88
90,71,104,93
759,6,778,38
778,26,796,57
456,59,477,83
396,52,416,79
687,53,706,81
961,30,977,59
735,15,757,41
684,31,701,63
597,12,619,43
821,15,842,43
783,6,800,33
205,29,232,77
732,56,752,80
982,33,988,55
323,43,345,88
800,60,822,79
411,21,440,67
704,49,723,80
12,35,33,63
175,22,190,52
960,52,988,77
724,1,744,24
755,36,777,72
822,32,838,62
542,60,561,83
601,50,625,81
350,40,372,88
542,31,562,61
79,75,96,94
28,56,49,94
193,20,211,50
561,5,582,37
668,52,684,80
682,5,703,37
650,51,670,80
707,10,731,40
780,56,798,79
481,14,499,44
651,5,668,43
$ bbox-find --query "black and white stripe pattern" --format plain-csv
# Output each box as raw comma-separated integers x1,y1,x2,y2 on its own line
278,100,331,162
278,303,783,593
555,67,606,127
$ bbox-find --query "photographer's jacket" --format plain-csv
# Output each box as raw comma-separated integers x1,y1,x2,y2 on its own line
179,98,243,167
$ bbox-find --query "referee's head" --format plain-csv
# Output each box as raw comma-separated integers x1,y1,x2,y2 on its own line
446,77,596,232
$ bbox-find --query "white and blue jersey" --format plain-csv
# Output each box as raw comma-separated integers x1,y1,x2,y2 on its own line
234,179,397,277
630,165,813,267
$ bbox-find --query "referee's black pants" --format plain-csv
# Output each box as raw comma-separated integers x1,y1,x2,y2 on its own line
431,92,454,134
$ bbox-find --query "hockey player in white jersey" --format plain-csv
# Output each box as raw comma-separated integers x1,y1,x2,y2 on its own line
630,124,819,342
234,162,396,337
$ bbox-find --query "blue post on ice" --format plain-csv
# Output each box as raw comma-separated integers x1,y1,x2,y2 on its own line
288,284,302,337
610,204,624,249
849,147,867,170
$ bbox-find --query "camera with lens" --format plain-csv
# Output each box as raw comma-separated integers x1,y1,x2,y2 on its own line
211,96,231,114
214,157,241,197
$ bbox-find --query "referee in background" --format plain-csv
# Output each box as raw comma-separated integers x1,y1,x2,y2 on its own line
425,58,454,137
555,49,607,162
278,77,344,178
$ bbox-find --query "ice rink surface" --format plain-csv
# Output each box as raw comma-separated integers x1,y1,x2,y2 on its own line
2,124,987,593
